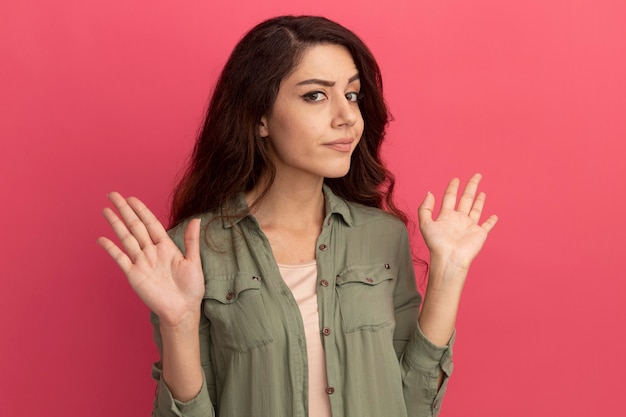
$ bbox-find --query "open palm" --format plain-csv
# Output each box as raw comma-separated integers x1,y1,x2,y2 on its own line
97,192,204,327
418,174,498,271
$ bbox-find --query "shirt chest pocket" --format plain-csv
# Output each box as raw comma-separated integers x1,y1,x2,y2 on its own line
203,272,273,352
335,265,396,332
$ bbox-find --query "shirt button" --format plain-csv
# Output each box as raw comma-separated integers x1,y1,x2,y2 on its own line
319,244,328,251
226,292,234,300
320,279,329,287
322,327,331,336
366,277,374,283
326,387,335,395
384,263,390,269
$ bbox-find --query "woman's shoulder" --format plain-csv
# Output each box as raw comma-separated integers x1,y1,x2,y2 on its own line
339,200,408,239
323,185,406,231
167,205,237,250
168,192,250,239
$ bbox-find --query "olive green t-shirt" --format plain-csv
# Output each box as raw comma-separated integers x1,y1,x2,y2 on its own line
151,185,454,417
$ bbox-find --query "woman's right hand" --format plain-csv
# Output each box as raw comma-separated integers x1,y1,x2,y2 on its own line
97,192,205,328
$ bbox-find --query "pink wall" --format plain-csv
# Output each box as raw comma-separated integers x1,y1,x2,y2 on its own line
2,1,625,415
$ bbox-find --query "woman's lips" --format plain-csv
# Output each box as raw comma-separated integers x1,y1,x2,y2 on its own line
323,139,354,153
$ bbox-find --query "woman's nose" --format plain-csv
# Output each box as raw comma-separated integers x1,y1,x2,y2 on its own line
332,96,359,127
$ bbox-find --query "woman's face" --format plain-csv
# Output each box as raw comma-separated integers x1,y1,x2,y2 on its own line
260,43,364,182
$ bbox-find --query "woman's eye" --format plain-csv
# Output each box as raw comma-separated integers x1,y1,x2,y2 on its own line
346,92,362,102
302,91,326,102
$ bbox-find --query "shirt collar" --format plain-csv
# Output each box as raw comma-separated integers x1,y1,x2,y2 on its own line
322,184,353,226
221,184,354,229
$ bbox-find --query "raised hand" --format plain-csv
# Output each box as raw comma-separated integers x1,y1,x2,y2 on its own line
418,173,498,273
97,192,205,327
416,174,498,346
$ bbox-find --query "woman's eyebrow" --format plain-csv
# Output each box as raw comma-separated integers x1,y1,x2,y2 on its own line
296,73,360,87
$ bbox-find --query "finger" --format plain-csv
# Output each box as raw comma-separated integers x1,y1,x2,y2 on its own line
441,178,460,211
468,192,486,223
97,236,133,273
102,206,142,258
418,191,435,227
183,218,202,264
457,173,482,214
107,192,153,249
126,196,170,245
481,214,499,233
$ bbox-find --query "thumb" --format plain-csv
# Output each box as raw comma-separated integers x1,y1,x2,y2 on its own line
417,191,435,227
183,218,202,264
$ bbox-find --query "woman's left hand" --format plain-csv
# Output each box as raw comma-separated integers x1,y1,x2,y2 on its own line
417,173,498,346
418,173,498,274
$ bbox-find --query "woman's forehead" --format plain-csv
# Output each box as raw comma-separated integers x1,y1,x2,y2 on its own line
285,44,359,85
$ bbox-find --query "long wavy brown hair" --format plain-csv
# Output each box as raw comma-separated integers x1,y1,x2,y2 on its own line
170,15,407,227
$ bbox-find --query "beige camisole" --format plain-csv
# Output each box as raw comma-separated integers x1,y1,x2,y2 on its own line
278,260,332,417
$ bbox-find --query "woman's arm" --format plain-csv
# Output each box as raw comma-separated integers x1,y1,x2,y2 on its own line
159,319,203,402
394,226,454,417
417,174,497,347
399,174,497,417
97,193,211,413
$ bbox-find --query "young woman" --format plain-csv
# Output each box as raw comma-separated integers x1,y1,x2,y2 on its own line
98,15,497,417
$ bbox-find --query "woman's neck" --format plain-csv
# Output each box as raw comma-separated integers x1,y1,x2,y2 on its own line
245,173,325,232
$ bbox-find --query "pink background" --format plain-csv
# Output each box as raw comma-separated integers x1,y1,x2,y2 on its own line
2,1,625,416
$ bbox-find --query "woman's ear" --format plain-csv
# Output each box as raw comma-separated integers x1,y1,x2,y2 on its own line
259,116,269,138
